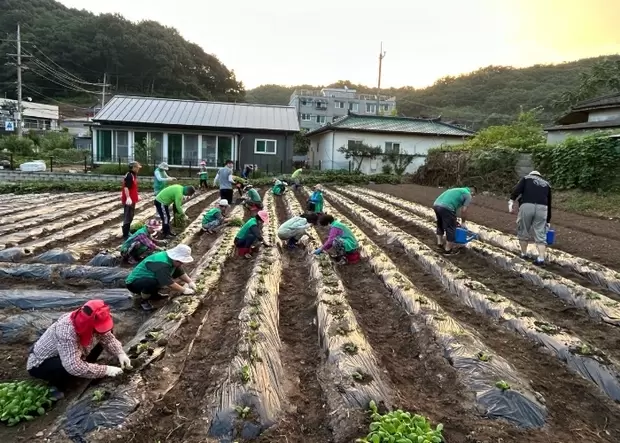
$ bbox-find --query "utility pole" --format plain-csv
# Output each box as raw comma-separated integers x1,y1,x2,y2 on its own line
101,72,107,108
16,23,23,137
376,42,386,116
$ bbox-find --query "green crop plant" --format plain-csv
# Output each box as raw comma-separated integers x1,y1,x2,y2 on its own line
0,381,53,426
166,312,180,321
249,320,260,330
92,389,106,402
148,331,164,341
477,351,491,362
343,342,359,355
356,400,444,443
136,343,150,355
240,365,251,384
234,405,251,419
229,217,244,227
495,380,511,391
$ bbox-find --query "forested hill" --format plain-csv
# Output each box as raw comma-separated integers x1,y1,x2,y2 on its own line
0,0,244,105
247,55,620,128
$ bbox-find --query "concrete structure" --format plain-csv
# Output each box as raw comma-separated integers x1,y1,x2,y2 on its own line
91,96,300,173
0,99,59,133
61,117,92,137
546,93,620,144
305,114,473,174
289,87,397,131
0,170,196,183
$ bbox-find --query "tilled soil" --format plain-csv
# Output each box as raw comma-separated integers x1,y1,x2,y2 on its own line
254,198,332,443
350,196,620,364
370,184,620,269
328,195,620,443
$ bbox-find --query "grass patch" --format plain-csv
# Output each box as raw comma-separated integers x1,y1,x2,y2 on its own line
553,190,620,219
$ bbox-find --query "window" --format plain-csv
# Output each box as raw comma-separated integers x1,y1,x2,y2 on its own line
184,134,199,163
168,134,183,165
301,99,312,106
385,142,401,154
115,131,129,160
202,135,217,167
218,136,233,165
316,115,326,124
134,132,148,147
382,104,390,112
255,139,277,155
301,113,312,121
347,139,363,149
366,103,376,113
334,101,344,109
149,133,164,162
96,130,112,162
349,102,359,112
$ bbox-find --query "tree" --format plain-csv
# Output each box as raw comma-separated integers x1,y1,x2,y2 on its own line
337,141,382,172
293,129,310,155
559,59,620,108
384,149,416,176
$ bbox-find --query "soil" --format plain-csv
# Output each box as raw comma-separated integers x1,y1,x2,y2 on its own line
369,184,620,269
347,195,620,364
326,194,620,443
253,197,333,443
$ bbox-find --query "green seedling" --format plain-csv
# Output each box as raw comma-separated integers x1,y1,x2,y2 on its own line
148,331,164,341
136,343,150,355
166,312,180,321
495,380,511,391
234,405,251,419
247,331,259,343
248,320,260,330
228,218,244,227
249,307,261,316
477,351,491,362
92,389,106,402
342,342,359,355
575,343,594,356
248,347,263,364
485,295,503,303
534,321,560,335
240,365,251,384
584,291,601,300
0,381,53,426
336,326,351,336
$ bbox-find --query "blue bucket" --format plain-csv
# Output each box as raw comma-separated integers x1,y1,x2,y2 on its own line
546,229,555,245
454,227,477,244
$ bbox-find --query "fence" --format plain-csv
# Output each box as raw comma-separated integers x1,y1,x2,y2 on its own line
0,151,93,173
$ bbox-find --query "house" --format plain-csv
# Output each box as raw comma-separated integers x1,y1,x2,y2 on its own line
305,113,473,174
290,88,397,131
0,99,59,133
91,96,300,172
546,93,620,144
61,117,92,137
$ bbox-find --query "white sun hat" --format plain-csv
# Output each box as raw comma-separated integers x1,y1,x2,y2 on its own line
218,199,229,206
529,170,541,176
158,162,170,170
166,244,194,263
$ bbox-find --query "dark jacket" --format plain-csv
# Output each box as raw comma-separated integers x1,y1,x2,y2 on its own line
510,173,552,222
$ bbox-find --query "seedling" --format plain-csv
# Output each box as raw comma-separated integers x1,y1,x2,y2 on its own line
0,381,53,426
92,389,106,402
136,343,150,355
247,331,259,343
477,351,491,362
575,343,594,356
336,326,351,336
485,294,503,303
249,307,260,316
342,342,359,355
166,312,180,321
234,405,251,419
240,365,251,384
351,370,371,383
495,380,511,391
148,331,163,341
248,320,260,330
584,291,601,300
534,321,560,335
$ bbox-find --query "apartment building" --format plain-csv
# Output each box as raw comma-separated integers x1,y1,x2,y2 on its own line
289,87,397,131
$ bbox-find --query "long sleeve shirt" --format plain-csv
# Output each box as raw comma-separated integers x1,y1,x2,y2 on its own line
156,184,185,215
132,231,157,250
510,174,552,222
278,216,310,238
322,226,344,251
154,169,172,182
27,313,123,379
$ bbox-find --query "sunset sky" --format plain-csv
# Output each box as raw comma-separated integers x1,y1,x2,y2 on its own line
57,0,620,89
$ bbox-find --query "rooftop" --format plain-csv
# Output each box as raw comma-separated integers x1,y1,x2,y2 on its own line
545,118,620,132
556,92,620,125
93,95,300,132
291,88,395,102
305,113,474,137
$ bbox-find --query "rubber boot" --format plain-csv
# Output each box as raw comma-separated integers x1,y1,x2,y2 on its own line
122,224,130,240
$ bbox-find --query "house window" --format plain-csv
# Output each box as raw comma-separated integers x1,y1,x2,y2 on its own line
366,103,377,113
347,139,363,148
96,130,112,162
184,134,199,163
316,115,326,124
385,142,400,154
349,102,359,112
115,130,129,160
255,139,277,155
301,99,312,106
382,104,390,112
134,132,148,147
218,136,233,165
334,101,344,109
301,113,312,121
168,134,183,165
202,136,217,166
149,132,164,162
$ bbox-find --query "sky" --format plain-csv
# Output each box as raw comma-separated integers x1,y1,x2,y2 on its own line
56,0,620,90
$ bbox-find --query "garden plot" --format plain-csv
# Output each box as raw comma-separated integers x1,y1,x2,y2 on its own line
325,189,620,403
352,187,620,295
0,193,62,217
336,187,620,325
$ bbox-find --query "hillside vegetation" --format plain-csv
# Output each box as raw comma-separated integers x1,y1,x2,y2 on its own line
0,0,244,104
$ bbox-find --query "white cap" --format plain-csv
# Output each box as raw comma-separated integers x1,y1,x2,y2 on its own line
529,170,541,176
218,199,229,206
158,162,169,170
166,244,194,263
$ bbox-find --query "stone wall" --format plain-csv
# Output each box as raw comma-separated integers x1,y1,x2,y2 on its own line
515,153,534,177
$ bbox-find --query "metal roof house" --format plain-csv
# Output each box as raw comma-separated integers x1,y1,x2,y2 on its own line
545,93,620,144
305,113,473,173
91,95,300,172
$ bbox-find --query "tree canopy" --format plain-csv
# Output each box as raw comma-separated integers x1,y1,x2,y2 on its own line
0,0,244,105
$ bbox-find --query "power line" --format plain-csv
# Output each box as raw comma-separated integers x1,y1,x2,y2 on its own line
27,65,101,95
27,57,102,93
28,45,107,87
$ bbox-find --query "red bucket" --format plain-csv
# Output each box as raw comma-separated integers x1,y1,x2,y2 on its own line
237,247,251,256
346,250,361,264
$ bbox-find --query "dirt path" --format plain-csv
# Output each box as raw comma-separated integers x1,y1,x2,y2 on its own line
255,198,332,442
326,194,620,443
370,184,620,269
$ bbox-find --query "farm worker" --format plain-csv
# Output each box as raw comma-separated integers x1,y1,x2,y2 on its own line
433,186,476,255
120,219,165,264
213,159,235,204
27,300,131,398
154,184,196,238
291,167,303,191
242,164,253,179
314,214,360,265
272,178,286,196
278,212,318,249
153,162,176,194
233,175,248,198
202,199,231,234
125,244,196,311
197,161,209,190
234,210,271,258
509,170,552,266
307,184,324,213
121,161,142,240
243,185,263,212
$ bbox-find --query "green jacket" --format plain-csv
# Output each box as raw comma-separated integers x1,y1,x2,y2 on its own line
202,208,222,224
126,251,173,285
199,167,208,180
332,220,358,252
156,184,185,215
236,217,259,240
121,226,147,253
272,184,283,195
247,188,261,203
433,187,472,213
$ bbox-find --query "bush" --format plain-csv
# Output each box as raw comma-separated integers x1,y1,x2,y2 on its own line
38,132,74,151
0,135,36,156
381,164,393,174
95,163,155,176
0,181,121,194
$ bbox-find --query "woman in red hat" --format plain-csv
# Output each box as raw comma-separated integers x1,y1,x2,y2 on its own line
27,300,131,398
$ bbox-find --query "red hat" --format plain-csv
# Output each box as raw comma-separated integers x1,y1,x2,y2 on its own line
71,300,114,347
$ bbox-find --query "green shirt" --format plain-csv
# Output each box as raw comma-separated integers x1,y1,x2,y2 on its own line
272,184,283,195
121,226,147,252
199,168,208,180
291,168,303,178
236,217,258,240
332,220,358,252
126,251,173,285
433,187,472,213
247,188,261,203
202,208,222,224
156,184,185,215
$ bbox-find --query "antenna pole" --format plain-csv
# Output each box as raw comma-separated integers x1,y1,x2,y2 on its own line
376,42,386,116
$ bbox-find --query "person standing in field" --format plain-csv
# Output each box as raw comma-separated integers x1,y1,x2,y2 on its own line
154,184,196,238
307,184,324,213
197,161,209,190
242,164,253,179
433,186,476,255
291,166,303,192
213,160,235,204
509,170,552,266
121,161,142,240
314,214,360,264
153,162,176,195
202,199,231,234
278,212,318,249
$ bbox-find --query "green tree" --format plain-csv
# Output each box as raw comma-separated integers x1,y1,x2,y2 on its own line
134,138,158,165
559,59,620,108
293,129,310,155
337,142,382,172
384,149,416,176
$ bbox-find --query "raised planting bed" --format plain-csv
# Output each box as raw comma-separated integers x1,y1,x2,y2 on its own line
350,186,620,296
0,193,67,218
0,262,129,286
283,191,392,442
326,188,620,403
317,195,547,428
335,187,620,326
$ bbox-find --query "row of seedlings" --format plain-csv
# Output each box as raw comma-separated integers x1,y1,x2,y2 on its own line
205,192,286,439
317,195,547,428
0,192,82,217
326,189,620,402
336,187,620,325
41,205,247,442
283,191,392,442
349,186,620,295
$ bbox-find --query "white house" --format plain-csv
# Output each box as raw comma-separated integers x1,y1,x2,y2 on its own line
305,113,473,174
546,93,620,144
0,98,59,132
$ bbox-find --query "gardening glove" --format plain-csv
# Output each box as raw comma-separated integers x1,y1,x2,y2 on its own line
105,366,123,377
313,248,322,255
508,200,514,213
188,281,197,291
125,197,133,206
117,353,132,370
460,222,468,229
546,223,551,230
182,286,195,295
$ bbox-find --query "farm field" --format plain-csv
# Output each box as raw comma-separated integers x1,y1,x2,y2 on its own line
0,185,619,443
